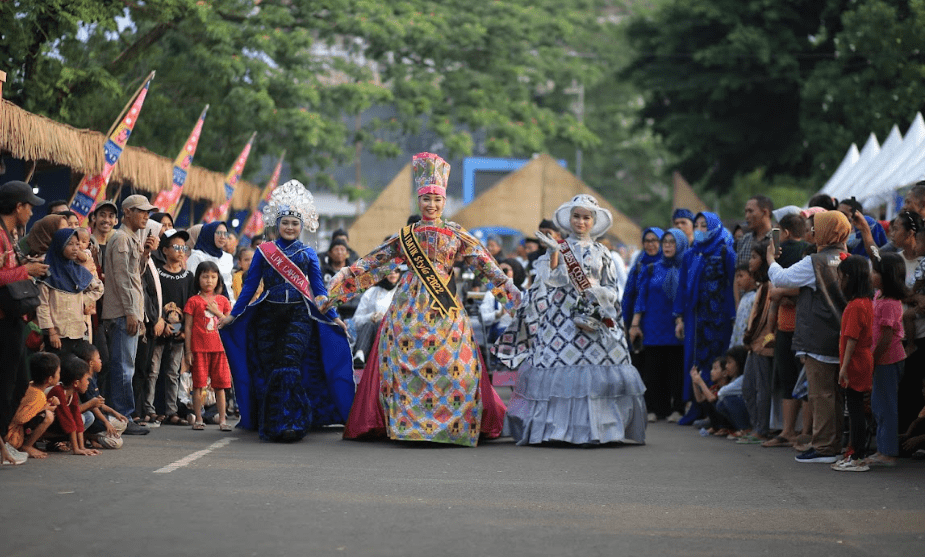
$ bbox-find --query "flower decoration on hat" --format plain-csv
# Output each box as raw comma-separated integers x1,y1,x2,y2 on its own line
412,152,450,197
262,180,319,232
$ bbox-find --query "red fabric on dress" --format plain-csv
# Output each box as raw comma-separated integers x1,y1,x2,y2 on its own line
184,294,231,353
343,321,507,441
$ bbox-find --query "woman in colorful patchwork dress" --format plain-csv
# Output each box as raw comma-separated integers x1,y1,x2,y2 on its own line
495,194,647,446
673,212,737,425
320,153,521,447
219,181,354,443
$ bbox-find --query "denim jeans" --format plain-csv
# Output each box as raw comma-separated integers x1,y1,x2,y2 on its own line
872,362,901,457
716,395,751,431
82,410,95,430
106,317,140,417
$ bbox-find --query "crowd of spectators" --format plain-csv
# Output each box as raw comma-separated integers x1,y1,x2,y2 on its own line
621,183,925,470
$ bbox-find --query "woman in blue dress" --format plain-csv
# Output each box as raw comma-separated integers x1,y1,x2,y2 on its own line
628,228,689,422
673,212,736,425
220,181,354,442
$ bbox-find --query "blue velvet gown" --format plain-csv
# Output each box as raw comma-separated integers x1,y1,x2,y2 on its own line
220,238,354,442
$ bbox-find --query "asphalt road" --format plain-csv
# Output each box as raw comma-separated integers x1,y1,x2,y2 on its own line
2,419,923,557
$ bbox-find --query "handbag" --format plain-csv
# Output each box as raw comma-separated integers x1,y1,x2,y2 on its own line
0,278,41,316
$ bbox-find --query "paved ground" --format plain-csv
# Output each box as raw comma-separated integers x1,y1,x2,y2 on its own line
2,419,924,557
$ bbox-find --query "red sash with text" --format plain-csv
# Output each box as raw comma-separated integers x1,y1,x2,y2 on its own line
258,242,315,302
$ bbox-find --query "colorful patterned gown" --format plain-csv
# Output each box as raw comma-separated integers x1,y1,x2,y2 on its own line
327,219,517,447
495,238,647,445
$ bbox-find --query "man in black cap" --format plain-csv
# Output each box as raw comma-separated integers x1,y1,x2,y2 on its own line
330,228,359,263
0,181,48,462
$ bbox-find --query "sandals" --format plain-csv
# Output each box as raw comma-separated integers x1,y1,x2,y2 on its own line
762,435,794,448
191,422,205,431
165,414,186,426
46,441,71,453
219,423,233,432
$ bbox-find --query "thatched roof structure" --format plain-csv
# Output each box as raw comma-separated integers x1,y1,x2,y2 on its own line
0,99,261,210
347,163,414,254
450,155,642,247
672,171,710,215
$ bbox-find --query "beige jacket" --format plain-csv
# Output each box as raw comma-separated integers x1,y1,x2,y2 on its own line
37,278,104,339
101,228,144,321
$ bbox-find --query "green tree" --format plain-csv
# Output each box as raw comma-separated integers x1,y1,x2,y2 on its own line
622,0,847,192
801,0,925,183
1,0,604,189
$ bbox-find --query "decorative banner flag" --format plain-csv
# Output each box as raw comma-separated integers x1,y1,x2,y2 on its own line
69,72,155,224
154,104,209,218
202,132,256,224
242,150,285,239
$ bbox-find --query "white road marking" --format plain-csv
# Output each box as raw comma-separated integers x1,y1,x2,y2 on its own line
153,437,237,474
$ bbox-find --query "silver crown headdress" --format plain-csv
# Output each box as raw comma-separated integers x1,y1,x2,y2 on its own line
262,180,319,233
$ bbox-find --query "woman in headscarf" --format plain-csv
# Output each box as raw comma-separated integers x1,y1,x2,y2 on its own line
19,214,66,258
186,221,235,302
630,228,689,422
622,227,664,331
767,210,850,463
148,212,174,267
496,194,646,446
35,228,104,356
219,181,353,443
322,153,520,447
623,227,664,376
673,212,737,425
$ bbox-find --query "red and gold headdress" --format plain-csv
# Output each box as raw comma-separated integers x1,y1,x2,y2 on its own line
412,152,450,197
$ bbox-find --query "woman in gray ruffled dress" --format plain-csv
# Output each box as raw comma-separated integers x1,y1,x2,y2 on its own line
496,194,647,445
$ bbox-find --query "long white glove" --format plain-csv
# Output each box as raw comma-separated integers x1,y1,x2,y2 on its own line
534,230,562,252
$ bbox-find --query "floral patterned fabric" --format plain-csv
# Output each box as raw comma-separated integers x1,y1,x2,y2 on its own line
327,219,516,447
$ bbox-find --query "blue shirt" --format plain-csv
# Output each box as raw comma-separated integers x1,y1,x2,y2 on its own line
634,262,683,346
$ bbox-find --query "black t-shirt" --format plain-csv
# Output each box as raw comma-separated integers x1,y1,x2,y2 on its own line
157,265,195,342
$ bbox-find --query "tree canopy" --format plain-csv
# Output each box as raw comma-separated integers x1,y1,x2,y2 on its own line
1,0,604,188
622,0,925,194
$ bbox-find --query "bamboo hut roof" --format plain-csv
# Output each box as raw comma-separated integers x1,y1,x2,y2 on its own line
347,163,414,254
450,155,642,247
0,99,260,210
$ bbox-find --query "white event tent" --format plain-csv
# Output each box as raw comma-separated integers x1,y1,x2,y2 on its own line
818,113,925,216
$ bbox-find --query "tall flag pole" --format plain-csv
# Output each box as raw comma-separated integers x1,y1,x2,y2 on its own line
69,71,156,225
154,104,209,219
241,150,285,241
202,132,256,224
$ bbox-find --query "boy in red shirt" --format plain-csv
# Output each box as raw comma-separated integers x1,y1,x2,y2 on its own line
45,356,100,456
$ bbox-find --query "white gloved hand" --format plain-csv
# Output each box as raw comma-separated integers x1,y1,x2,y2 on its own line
535,230,561,252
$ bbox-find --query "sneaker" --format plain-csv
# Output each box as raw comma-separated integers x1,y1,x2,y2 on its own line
93,434,124,450
692,418,711,429
108,416,128,433
123,421,150,435
2,442,28,465
795,448,839,463
647,413,657,423
831,458,869,472
666,411,683,423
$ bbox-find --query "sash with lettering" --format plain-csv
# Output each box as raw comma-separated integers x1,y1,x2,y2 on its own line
557,238,592,292
258,242,316,305
557,238,614,330
399,224,460,317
